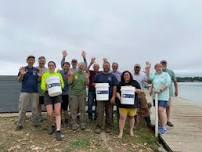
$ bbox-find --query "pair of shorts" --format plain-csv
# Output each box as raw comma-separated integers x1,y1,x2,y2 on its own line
119,108,137,117
39,96,44,105
153,100,168,108
44,93,62,106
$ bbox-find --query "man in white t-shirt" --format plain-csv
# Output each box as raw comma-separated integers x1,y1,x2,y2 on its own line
133,64,153,129
133,64,147,89
37,56,48,122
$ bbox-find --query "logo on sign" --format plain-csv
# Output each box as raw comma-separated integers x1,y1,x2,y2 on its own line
48,83,61,89
122,94,135,98
97,91,109,94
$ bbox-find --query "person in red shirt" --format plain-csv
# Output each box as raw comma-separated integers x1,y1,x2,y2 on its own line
87,57,100,120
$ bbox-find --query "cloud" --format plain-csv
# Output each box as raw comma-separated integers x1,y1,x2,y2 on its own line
0,0,202,76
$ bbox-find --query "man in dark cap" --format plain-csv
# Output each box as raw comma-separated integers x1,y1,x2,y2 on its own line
160,60,178,127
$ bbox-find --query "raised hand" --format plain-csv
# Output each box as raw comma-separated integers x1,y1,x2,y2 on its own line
103,58,108,63
153,88,160,95
135,89,142,94
90,57,96,65
144,61,151,74
19,67,26,75
62,50,68,58
81,50,86,58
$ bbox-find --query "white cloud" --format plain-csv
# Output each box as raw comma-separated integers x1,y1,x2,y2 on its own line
0,0,202,75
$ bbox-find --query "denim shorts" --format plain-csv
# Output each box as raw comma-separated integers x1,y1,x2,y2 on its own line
153,100,168,108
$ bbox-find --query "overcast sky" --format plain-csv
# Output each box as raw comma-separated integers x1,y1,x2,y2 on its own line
0,0,202,76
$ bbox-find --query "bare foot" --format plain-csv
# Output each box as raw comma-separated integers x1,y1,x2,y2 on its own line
118,133,123,139
130,130,134,137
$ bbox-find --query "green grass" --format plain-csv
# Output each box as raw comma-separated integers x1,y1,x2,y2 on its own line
112,117,159,151
70,138,90,150
0,116,158,152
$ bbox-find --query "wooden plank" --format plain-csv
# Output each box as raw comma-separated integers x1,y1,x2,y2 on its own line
150,96,202,152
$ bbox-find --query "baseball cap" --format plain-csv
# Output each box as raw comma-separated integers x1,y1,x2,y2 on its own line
160,60,167,64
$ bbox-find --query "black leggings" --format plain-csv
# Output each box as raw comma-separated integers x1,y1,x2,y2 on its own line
61,95,69,111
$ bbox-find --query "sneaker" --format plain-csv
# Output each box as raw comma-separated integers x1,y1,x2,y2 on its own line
158,127,167,135
167,121,174,127
38,115,44,123
48,126,56,135
55,131,62,141
72,124,79,131
16,125,23,131
93,114,97,121
88,114,93,121
32,118,41,127
33,123,41,128
80,124,86,130
94,127,101,134
105,128,112,133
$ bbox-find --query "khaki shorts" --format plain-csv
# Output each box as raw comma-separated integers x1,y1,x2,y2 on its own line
119,108,137,117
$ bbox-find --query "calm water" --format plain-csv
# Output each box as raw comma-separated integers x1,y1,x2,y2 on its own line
178,82,202,106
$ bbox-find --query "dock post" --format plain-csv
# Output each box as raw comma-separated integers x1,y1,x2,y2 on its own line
155,93,159,137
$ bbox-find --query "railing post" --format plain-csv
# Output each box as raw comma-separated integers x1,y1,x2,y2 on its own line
155,93,159,137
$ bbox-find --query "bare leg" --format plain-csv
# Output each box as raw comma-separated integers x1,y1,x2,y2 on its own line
166,98,172,122
46,105,54,126
158,107,167,129
118,115,126,138
128,116,135,136
54,103,62,131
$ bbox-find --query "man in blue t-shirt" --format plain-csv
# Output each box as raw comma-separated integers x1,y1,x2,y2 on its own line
16,55,40,130
94,61,118,134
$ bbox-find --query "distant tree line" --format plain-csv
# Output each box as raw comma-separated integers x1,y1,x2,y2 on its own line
177,77,202,82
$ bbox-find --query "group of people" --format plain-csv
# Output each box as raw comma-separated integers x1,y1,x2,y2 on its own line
16,50,178,141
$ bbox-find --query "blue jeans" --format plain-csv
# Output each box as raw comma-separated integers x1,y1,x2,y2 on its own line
88,90,96,118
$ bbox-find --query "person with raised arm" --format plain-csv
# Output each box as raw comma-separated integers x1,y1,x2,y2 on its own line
133,64,154,129
111,62,122,122
16,56,40,130
61,50,87,72
58,53,71,127
145,63,171,135
86,57,100,120
68,62,89,130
